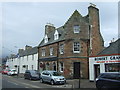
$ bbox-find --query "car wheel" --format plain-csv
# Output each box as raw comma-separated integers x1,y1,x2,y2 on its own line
40,79,44,83
50,80,54,85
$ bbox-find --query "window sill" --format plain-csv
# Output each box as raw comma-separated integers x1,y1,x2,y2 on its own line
73,51,80,53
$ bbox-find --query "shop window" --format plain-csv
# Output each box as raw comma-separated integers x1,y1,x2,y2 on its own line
105,63,120,72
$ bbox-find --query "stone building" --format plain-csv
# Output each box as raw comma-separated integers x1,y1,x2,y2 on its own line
38,5,104,79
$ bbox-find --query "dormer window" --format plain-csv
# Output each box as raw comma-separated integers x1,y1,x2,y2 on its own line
44,35,48,43
54,30,59,40
73,25,80,33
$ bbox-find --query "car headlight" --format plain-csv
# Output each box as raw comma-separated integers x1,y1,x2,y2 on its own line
54,78,59,81
96,78,98,81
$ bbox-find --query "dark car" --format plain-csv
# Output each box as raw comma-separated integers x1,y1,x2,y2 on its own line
96,72,120,89
24,70,40,80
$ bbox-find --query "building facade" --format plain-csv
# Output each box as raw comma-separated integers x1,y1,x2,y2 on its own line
6,45,38,74
38,5,104,79
89,39,120,81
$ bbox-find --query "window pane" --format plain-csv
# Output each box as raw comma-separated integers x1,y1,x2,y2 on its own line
73,42,80,52
74,25,80,33
50,47,53,56
60,44,64,54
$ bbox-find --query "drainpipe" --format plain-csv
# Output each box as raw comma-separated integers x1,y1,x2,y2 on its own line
57,42,59,72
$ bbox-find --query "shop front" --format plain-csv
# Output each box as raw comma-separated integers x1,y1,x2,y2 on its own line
89,55,120,81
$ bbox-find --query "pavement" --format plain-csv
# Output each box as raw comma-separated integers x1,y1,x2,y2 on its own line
66,79,96,88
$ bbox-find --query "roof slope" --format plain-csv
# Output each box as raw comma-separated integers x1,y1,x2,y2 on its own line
38,26,65,47
38,10,89,47
97,38,120,55
19,47,38,57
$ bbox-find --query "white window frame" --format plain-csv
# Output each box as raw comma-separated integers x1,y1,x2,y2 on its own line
59,62,64,72
50,47,53,56
73,42,80,53
54,30,59,40
73,25,80,33
59,44,64,54
44,35,48,43
42,49,45,56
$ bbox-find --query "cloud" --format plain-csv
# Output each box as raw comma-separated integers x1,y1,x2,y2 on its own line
1,2,118,57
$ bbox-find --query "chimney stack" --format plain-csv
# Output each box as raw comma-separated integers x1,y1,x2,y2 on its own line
18,49,24,54
45,23,55,34
25,45,32,50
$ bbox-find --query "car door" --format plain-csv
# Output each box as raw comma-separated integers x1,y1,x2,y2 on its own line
28,71,31,79
112,74,120,88
26,71,30,79
41,71,47,82
45,72,51,82
106,74,120,88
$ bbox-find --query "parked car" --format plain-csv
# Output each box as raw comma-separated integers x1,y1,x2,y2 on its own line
2,69,9,74
7,69,17,76
24,70,40,80
40,70,66,85
96,72,120,89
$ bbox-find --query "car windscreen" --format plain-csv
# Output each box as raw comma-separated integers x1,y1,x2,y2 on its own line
30,71,38,75
52,72,61,76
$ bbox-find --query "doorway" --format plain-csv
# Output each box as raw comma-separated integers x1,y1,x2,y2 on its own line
73,62,80,79
94,64,100,79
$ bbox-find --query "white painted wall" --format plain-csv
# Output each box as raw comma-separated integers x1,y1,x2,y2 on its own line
6,53,38,74
89,55,120,81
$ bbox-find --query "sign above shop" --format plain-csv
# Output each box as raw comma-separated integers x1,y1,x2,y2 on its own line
94,55,120,63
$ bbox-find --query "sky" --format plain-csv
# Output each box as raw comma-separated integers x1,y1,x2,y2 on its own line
0,1,119,58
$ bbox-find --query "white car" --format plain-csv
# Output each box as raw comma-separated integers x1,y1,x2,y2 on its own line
7,69,18,76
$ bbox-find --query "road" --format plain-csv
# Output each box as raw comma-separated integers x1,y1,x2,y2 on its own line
2,74,71,89
2,74,96,89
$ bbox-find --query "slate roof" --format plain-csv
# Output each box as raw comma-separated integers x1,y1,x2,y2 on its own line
38,10,89,47
19,47,38,57
38,26,65,47
97,38,120,55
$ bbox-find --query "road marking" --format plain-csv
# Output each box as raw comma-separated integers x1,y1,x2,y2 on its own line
12,82,19,86
21,82,40,88
25,87,29,88
7,80,19,86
